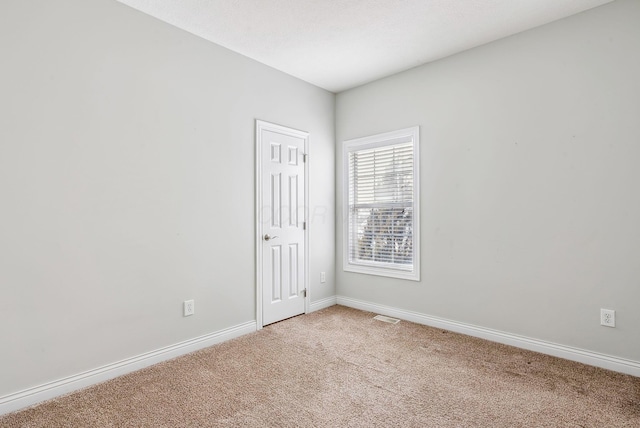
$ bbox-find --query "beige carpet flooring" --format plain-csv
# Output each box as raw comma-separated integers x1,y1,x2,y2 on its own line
2,305,639,427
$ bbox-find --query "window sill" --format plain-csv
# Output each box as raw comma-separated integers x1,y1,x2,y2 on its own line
344,262,420,281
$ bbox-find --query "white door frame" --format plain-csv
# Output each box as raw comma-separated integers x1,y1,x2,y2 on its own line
255,119,309,330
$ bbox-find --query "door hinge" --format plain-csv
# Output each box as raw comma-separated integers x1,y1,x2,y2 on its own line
302,221,306,230
302,289,307,298
303,153,308,163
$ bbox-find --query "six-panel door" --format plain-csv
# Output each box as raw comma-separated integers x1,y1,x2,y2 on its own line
261,128,306,326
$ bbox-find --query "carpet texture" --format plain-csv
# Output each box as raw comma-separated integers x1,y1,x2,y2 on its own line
2,305,639,427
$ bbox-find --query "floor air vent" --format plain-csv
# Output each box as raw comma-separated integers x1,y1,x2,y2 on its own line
373,315,400,324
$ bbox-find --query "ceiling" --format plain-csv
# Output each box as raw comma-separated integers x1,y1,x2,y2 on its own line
116,0,614,93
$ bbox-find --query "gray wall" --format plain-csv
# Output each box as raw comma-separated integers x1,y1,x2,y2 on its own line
336,0,640,362
0,0,335,396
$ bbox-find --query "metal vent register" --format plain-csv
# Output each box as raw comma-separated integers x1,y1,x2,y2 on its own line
373,315,400,324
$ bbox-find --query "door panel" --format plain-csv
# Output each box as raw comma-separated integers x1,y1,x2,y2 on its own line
258,123,307,326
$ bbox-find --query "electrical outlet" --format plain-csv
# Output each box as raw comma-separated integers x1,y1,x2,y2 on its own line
320,271,326,283
600,308,615,327
184,300,195,317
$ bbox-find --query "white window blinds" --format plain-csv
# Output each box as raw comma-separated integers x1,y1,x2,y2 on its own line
344,127,419,280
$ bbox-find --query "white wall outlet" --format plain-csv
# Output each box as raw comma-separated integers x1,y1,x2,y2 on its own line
320,271,326,283
184,300,195,317
600,308,615,327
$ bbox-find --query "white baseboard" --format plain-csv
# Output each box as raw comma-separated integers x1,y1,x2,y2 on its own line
309,296,337,312
337,296,640,377
0,321,257,416
4,298,638,416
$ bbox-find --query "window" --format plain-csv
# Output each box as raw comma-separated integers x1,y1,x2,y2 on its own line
343,126,420,281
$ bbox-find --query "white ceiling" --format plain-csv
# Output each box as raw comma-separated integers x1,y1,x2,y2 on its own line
117,0,614,93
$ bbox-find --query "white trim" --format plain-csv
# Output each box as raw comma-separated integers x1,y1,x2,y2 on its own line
255,120,263,330
342,126,420,281
255,120,310,330
309,296,337,312
303,129,310,316
0,321,256,416
336,296,640,377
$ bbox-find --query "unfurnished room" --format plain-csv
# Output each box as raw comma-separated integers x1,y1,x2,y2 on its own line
1,0,639,426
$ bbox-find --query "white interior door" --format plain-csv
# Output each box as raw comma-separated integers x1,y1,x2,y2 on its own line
256,120,308,327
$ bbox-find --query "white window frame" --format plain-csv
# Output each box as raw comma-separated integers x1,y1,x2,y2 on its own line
343,126,420,281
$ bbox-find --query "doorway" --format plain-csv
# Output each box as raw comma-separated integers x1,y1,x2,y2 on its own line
256,120,309,327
